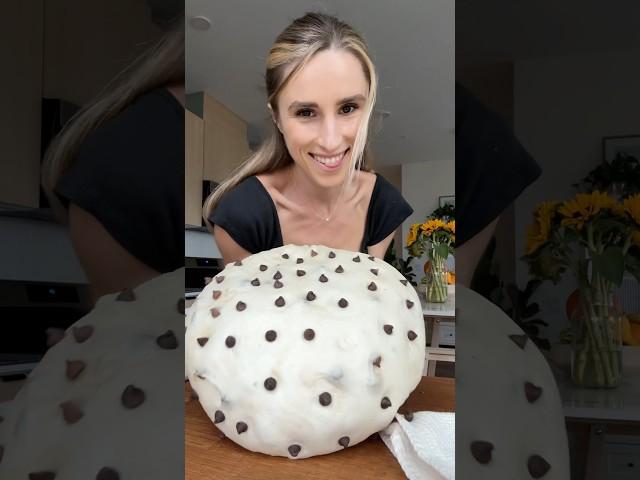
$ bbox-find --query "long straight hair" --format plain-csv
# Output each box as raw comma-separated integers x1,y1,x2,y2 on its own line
202,12,378,229
41,18,185,222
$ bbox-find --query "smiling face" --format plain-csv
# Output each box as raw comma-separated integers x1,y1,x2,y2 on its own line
272,48,369,189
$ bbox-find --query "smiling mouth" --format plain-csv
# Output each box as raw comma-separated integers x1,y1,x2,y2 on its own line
309,148,349,168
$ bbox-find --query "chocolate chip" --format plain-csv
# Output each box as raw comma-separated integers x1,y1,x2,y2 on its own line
177,298,185,314
96,467,120,480
46,327,65,348
311,250,318,257
319,274,328,283
352,256,361,262
338,436,350,448
383,324,394,335
274,280,284,288
28,472,56,480
335,265,344,273
304,329,315,341
406,300,414,309
72,325,94,343
275,296,286,307
236,422,248,434
260,264,268,271
197,337,209,347
251,279,260,286
157,330,178,349
265,330,277,342
400,279,408,286
381,397,392,409
282,253,289,259
213,290,222,299
404,412,414,422
525,382,543,403
60,400,83,424
329,251,336,258
373,356,382,367
319,392,332,406
528,454,551,478
264,377,277,391
508,334,528,350
288,444,301,457
236,301,247,311
214,410,225,423
368,282,377,291
225,336,236,348
368,256,375,261
408,330,418,341
338,298,349,308
273,271,283,280
370,268,379,276
297,258,304,264
215,276,225,284
211,308,221,318
306,291,316,301
296,270,306,277
116,288,135,302
196,373,206,380
121,385,145,409
66,360,86,381
470,440,493,464
234,260,242,266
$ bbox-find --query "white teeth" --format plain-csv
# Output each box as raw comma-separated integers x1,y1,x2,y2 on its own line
312,150,346,167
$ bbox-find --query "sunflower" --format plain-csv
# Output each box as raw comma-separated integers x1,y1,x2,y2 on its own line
525,201,557,255
406,223,420,247
622,194,640,225
445,220,455,233
558,191,615,230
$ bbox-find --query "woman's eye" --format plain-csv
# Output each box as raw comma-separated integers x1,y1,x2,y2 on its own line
296,109,314,117
340,104,358,114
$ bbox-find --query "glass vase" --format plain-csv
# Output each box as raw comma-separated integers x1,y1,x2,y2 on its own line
425,252,448,303
570,281,622,388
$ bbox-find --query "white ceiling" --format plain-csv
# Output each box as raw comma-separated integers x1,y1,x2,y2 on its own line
185,0,455,166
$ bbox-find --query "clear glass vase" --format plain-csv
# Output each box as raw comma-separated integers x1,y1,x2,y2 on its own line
570,281,623,388
425,252,448,303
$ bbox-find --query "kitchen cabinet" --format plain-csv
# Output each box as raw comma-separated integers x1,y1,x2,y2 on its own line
185,109,204,226
185,93,250,226
202,93,251,182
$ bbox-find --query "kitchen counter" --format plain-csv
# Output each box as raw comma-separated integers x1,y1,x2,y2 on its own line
185,376,455,479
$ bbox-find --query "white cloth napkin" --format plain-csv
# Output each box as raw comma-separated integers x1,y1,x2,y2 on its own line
380,412,455,480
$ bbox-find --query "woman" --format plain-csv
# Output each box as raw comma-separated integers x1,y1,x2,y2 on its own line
41,17,184,305
204,12,413,265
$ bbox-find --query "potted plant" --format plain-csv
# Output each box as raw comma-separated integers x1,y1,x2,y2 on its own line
522,192,640,388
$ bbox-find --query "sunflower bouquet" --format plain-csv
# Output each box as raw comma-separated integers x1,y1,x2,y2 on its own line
407,218,455,302
523,191,640,387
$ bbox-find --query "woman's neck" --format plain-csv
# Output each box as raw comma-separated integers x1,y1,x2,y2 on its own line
286,164,355,221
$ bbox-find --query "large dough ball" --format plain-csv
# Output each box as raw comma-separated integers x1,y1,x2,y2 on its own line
456,286,569,479
185,245,425,459
0,269,184,480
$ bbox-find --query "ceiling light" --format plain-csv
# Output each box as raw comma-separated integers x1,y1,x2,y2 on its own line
189,15,211,31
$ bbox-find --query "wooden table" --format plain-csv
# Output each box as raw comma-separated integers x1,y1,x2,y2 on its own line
185,377,455,480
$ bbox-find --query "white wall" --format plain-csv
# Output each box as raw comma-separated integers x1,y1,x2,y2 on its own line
401,160,455,278
514,48,640,343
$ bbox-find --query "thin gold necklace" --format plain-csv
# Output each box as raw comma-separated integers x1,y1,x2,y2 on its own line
291,172,348,222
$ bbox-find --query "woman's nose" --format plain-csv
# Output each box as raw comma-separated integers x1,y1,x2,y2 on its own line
316,116,342,152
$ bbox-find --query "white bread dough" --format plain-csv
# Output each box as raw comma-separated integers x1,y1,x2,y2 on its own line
185,245,425,459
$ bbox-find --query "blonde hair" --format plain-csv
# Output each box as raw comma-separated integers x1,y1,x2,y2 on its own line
41,18,184,222
203,12,378,229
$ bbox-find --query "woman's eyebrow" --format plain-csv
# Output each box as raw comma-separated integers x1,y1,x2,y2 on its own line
287,94,366,112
